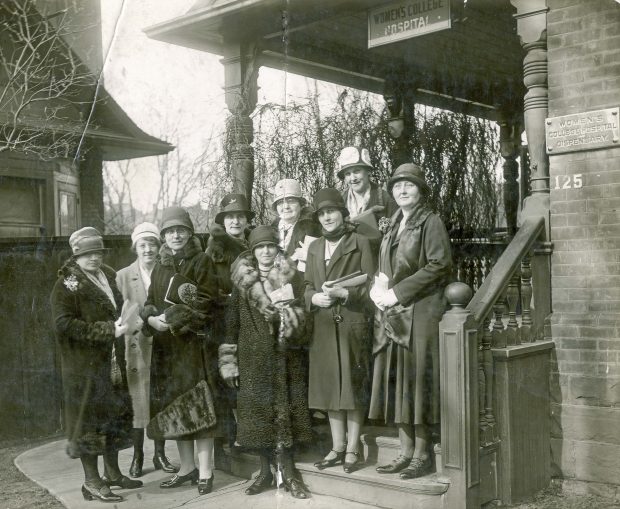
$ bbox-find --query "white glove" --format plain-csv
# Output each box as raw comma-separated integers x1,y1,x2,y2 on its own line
377,288,399,309
114,318,128,338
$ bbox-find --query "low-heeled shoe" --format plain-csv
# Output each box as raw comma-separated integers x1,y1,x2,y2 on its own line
245,472,274,495
399,457,432,479
198,474,214,495
153,454,179,473
375,455,412,474
81,483,123,503
314,450,345,470
160,468,199,488
343,451,362,474
102,474,143,489
283,477,309,499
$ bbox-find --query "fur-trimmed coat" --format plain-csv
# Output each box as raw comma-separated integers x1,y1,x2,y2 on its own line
141,236,222,439
51,260,132,458
220,251,312,450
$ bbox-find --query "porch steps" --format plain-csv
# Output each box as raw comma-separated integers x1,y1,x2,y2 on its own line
223,426,448,509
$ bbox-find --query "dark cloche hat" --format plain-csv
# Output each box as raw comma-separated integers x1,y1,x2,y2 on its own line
312,188,349,219
248,225,279,251
214,193,255,225
387,163,430,196
160,206,194,234
69,227,107,257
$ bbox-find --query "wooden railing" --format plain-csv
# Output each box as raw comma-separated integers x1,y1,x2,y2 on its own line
438,215,554,508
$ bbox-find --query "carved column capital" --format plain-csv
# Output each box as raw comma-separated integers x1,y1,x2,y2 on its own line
510,0,549,45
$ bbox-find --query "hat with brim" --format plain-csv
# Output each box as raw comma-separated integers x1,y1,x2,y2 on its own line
131,222,160,247
249,225,279,251
160,206,194,235
312,188,349,220
271,179,306,211
214,193,255,225
69,227,108,257
336,146,374,180
387,163,430,196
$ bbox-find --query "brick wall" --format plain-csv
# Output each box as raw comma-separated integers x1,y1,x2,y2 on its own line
547,0,620,494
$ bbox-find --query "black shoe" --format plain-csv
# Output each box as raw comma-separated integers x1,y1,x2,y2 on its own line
153,454,179,473
159,468,199,488
314,449,345,470
399,457,432,479
283,477,309,499
343,451,362,474
129,453,143,478
198,474,214,495
81,482,124,503
101,475,143,489
245,472,274,495
376,455,412,474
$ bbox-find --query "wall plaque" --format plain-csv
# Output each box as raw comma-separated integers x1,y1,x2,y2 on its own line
368,0,450,48
545,107,619,155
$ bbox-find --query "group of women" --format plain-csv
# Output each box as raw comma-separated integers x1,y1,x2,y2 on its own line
51,145,453,503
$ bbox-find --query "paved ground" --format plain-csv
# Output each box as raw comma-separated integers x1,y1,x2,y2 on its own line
15,439,374,509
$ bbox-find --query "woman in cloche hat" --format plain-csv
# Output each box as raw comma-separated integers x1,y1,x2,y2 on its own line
304,188,376,474
140,206,223,496
51,227,143,503
116,222,177,478
219,225,312,499
368,163,452,480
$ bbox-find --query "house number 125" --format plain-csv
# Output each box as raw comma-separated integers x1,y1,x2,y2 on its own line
554,174,583,189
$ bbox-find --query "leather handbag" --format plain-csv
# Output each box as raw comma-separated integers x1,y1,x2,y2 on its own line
146,379,217,440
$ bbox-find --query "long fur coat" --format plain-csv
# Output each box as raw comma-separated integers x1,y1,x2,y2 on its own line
141,237,223,439
51,259,133,458
219,251,312,450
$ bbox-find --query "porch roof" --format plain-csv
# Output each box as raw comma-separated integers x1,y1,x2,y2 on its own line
145,0,525,121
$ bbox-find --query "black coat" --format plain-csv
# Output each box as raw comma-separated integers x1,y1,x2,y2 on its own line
51,260,132,457
141,236,222,439
221,252,312,450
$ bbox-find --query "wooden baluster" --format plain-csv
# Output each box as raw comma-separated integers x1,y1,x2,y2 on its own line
478,323,487,443
456,255,465,283
475,256,484,292
521,256,533,342
492,290,507,348
482,316,496,443
506,272,520,345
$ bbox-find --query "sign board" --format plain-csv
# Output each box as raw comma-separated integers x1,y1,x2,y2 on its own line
368,0,450,48
545,107,619,155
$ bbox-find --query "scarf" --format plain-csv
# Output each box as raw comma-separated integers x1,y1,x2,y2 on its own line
346,187,371,217
82,268,117,310
278,220,296,250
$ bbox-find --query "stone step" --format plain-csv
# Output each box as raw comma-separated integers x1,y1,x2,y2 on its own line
223,425,448,509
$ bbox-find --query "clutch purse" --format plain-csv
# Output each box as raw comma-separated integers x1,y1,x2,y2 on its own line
146,380,217,440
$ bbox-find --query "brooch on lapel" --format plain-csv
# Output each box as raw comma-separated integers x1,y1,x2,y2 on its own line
378,216,391,234
63,274,79,292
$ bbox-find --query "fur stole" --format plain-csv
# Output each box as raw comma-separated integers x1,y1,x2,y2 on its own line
231,251,306,341
58,259,122,317
158,236,203,267
206,224,248,263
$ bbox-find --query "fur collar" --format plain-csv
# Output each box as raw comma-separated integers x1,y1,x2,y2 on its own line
159,236,203,267
390,204,432,230
206,224,248,263
58,259,122,316
231,251,298,320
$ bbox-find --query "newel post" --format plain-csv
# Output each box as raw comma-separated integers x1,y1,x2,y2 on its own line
439,282,480,509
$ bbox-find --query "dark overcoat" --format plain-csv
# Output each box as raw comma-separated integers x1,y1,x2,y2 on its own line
141,236,222,439
221,251,312,450
272,206,321,261
368,205,452,426
51,260,132,457
342,182,398,223
304,230,376,411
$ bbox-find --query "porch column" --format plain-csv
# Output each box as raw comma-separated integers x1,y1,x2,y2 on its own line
221,43,258,200
384,76,414,170
499,114,521,238
510,0,550,217
79,146,104,232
